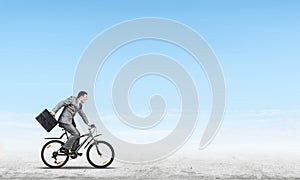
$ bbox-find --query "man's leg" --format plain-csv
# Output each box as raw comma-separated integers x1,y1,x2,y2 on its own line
72,138,80,151
70,119,79,151
60,123,80,150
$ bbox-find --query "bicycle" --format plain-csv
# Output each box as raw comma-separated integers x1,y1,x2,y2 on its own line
41,125,114,168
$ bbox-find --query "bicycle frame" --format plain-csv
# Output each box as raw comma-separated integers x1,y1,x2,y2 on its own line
44,127,102,152
41,125,114,168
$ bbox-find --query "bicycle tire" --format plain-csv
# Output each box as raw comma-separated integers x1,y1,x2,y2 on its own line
86,141,114,168
41,140,69,168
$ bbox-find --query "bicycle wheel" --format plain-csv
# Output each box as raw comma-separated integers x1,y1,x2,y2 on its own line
87,141,114,168
41,140,69,168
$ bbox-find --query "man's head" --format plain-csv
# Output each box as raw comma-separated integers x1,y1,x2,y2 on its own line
77,91,88,103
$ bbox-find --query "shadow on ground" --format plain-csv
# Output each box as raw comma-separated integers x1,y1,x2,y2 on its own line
37,166,118,170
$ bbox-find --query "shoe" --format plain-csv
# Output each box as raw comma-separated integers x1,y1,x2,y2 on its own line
70,150,82,156
60,147,70,154
69,151,77,159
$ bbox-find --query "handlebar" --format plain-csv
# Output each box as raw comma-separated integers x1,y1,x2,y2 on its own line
88,124,96,134
89,124,96,128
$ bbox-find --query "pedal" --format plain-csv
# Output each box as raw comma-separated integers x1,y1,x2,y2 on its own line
77,152,83,156
70,153,77,159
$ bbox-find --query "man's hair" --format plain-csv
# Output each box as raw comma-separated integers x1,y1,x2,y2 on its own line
77,91,88,98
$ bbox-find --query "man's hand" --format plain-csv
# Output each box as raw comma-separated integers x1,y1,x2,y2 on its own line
50,111,56,116
88,124,95,130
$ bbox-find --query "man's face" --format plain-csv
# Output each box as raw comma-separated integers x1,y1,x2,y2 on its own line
79,94,88,103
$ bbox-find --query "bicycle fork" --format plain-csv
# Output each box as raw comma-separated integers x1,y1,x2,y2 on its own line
83,134,103,156
94,142,102,156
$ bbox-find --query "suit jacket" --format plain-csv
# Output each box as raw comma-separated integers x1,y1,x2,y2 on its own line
52,96,89,125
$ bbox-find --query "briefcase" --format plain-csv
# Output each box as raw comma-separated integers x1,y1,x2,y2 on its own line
35,109,58,132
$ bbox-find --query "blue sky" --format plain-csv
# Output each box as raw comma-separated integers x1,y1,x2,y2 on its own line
0,0,300,156
0,0,299,112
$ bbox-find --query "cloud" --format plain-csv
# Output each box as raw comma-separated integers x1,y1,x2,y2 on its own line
0,111,55,159
203,109,300,152
0,111,40,129
1,109,300,157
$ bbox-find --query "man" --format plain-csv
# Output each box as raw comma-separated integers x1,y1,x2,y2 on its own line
50,91,91,154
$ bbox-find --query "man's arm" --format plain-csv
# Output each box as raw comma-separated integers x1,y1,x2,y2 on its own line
51,96,73,115
78,109,89,125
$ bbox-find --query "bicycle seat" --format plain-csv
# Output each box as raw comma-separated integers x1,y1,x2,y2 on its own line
58,123,66,131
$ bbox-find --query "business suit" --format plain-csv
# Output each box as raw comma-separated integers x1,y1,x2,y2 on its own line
52,96,89,150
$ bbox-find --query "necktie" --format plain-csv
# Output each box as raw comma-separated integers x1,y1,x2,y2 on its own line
77,103,82,111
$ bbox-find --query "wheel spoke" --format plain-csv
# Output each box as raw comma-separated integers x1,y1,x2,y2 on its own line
87,141,114,168
41,140,69,168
